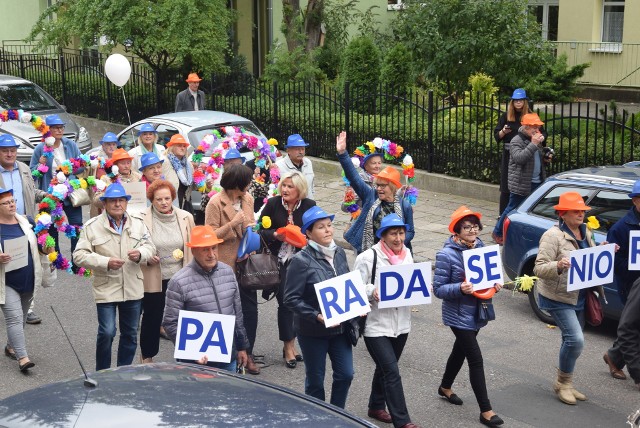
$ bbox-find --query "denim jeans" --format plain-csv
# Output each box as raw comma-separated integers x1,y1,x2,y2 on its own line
549,308,585,373
1,287,33,360
297,333,354,409
493,193,527,238
95,299,142,371
364,334,411,427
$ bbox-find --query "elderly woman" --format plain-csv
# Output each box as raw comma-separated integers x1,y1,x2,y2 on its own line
0,187,42,372
139,152,164,188
341,150,383,215
204,163,260,374
533,192,611,405
433,206,503,428
257,171,315,368
139,180,195,363
128,123,166,171
354,213,419,428
162,134,194,212
336,131,414,253
284,206,354,408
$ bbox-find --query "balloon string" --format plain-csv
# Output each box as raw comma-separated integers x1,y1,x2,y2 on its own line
120,86,132,126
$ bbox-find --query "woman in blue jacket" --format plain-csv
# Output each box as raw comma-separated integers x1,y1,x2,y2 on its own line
433,206,504,428
283,206,354,409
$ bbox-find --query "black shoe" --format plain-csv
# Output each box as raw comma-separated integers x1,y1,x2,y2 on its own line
19,360,35,372
438,387,463,405
26,312,42,325
4,346,16,360
283,350,297,368
295,354,303,362
479,414,504,427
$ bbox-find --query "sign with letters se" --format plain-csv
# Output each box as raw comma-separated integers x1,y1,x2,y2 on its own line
462,245,504,291
377,262,432,309
174,310,236,363
314,271,370,327
568,244,615,291
628,231,640,270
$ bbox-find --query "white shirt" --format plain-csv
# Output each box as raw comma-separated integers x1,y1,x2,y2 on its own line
275,156,315,199
189,89,199,111
53,144,66,168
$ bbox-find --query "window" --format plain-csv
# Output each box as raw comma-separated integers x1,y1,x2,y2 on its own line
602,1,624,43
530,186,592,219
528,1,559,41
387,0,404,11
584,190,631,234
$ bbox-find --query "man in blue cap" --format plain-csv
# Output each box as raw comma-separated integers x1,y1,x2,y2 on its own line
74,182,156,371
276,133,315,199
603,180,640,387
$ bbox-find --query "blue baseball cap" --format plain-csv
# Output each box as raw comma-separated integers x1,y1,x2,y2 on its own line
45,114,65,126
511,88,527,100
0,135,19,148
629,180,640,198
286,134,309,148
137,123,157,135
99,183,131,201
224,148,245,164
99,132,118,144
376,213,408,239
301,206,335,234
237,226,261,258
0,187,14,198
138,152,164,171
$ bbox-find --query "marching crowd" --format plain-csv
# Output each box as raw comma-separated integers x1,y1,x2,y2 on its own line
1,84,640,428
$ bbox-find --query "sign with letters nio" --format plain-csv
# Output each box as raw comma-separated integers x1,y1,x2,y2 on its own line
568,244,615,291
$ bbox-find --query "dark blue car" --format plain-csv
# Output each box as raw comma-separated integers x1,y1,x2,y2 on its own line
502,165,640,324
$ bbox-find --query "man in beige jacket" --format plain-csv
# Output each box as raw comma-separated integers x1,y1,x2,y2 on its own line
74,183,155,371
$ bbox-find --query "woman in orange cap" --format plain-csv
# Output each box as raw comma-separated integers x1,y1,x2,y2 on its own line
162,134,194,212
534,191,613,405
433,206,504,428
336,131,414,253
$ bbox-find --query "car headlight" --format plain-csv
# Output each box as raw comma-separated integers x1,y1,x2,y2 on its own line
78,127,90,143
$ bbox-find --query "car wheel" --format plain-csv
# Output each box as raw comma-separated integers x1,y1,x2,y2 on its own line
528,282,556,325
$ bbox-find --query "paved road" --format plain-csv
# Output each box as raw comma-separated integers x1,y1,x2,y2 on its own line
0,171,637,427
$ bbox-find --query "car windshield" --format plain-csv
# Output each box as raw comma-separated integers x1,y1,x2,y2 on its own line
189,122,264,154
0,83,59,111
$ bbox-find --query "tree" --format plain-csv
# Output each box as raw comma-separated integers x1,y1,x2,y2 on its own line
393,0,550,96
27,0,233,79
281,0,325,53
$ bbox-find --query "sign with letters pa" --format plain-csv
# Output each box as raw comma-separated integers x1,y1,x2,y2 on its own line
174,310,236,363
314,271,370,327
568,244,615,291
628,231,640,270
462,245,504,291
377,262,432,309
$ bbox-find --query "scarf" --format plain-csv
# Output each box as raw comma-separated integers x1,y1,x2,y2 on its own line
452,235,477,249
277,198,302,264
380,241,407,265
167,153,193,186
362,192,403,252
308,240,339,271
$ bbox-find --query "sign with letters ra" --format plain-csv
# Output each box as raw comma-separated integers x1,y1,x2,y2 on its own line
377,262,432,309
174,310,236,363
568,244,615,291
462,245,504,291
628,230,640,271
314,271,370,327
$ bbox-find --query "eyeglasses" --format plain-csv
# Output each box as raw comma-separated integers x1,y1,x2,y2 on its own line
0,199,16,206
461,224,480,232
375,183,388,189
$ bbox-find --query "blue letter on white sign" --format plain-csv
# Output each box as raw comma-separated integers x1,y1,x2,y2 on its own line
178,318,203,351
199,321,228,354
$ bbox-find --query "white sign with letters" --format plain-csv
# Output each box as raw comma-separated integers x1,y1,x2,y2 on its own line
3,235,28,272
628,230,640,270
377,262,432,309
122,181,147,214
174,310,236,363
568,244,615,291
462,245,504,291
314,271,370,327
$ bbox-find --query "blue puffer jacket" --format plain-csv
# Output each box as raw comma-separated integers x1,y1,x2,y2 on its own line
338,151,414,253
433,236,488,331
607,207,640,302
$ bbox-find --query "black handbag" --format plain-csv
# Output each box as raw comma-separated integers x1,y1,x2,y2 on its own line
346,249,376,346
236,237,280,291
477,299,496,322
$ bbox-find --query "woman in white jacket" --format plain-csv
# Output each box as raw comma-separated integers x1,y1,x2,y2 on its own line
354,213,420,428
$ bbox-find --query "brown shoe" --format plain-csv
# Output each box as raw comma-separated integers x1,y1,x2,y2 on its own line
245,355,260,375
367,409,392,424
603,353,626,380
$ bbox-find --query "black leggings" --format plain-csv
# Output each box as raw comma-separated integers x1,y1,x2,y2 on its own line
140,279,169,359
440,327,492,413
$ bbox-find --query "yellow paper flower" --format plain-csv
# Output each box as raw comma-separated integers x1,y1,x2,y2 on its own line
586,216,600,230
262,216,272,229
516,274,537,293
48,252,58,263
365,141,376,153
172,249,184,261
80,179,88,189
267,138,278,146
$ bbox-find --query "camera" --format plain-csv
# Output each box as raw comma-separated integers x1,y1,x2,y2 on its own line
543,147,555,160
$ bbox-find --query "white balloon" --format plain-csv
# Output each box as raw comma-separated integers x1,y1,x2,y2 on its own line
104,54,132,87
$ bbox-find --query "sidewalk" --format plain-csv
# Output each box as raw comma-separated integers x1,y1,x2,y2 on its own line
311,170,500,262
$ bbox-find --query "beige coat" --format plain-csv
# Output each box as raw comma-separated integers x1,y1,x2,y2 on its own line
534,225,603,305
73,211,155,303
0,214,43,304
139,206,195,293
204,190,254,272
0,162,43,218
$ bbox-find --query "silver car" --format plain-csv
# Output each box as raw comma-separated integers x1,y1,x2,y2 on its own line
0,75,92,163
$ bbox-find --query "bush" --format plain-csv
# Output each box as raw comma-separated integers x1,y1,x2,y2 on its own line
339,36,381,113
526,53,590,102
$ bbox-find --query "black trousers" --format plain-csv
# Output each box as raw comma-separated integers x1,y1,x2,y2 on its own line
441,327,492,413
608,278,640,383
276,262,295,342
140,279,169,359
240,287,258,356
364,334,411,428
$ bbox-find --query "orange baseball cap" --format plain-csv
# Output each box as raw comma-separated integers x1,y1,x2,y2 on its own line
186,225,224,248
111,148,133,163
521,113,544,126
553,192,591,211
186,73,202,83
448,205,482,234
167,134,189,147
374,166,402,189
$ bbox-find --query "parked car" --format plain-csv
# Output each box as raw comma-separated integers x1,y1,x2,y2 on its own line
0,74,92,162
502,165,640,324
0,362,376,427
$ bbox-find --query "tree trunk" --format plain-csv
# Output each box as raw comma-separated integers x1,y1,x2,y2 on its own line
282,0,301,52
304,0,324,52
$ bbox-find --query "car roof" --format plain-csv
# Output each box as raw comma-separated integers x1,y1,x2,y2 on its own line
548,165,640,189
145,111,254,128
0,74,32,85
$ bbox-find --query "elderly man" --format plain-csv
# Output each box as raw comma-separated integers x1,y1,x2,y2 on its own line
492,113,546,244
73,183,155,371
175,73,205,112
162,225,249,372
275,134,315,199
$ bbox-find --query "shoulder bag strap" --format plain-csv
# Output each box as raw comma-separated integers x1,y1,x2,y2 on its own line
371,248,377,286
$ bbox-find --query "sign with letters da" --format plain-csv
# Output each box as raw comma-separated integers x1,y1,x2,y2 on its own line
377,262,432,309
628,231,640,270
174,310,236,363
462,245,504,291
568,244,615,291
314,271,370,327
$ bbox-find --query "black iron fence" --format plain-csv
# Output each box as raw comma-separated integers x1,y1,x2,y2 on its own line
1,47,640,184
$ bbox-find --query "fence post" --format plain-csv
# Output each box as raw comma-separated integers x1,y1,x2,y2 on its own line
102,53,112,123
273,81,279,137
59,53,67,108
155,69,162,115
427,90,434,172
210,72,216,111
19,55,25,78
344,81,350,143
